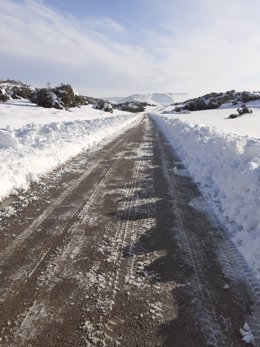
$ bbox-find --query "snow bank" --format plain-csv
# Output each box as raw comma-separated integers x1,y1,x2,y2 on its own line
150,113,260,278
0,114,140,202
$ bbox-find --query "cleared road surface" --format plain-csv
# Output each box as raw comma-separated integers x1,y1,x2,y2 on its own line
0,116,260,346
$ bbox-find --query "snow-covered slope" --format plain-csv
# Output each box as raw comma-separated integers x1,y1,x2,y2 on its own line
164,90,260,112
0,99,128,128
150,105,260,280
108,92,189,106
159,101,260,138
0,100,141,202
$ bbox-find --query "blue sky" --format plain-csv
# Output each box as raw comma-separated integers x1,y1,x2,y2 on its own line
1,0,260,97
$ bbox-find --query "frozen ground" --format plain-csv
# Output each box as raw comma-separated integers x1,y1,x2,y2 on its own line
0,100,141,202
150,104,260,280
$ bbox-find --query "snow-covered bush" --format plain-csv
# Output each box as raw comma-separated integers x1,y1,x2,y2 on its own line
174,90,260,112
229,105,252,119
115,101,149,113
31,88,63,109
52,84,85,109
93,100,113,113
10,85,33,100
0,80,33,101
228,113,239,119
0,86,9,102
31,84,85,110
241,91,260,103
181,98,220,111
0,92,9,102
237,104,252,115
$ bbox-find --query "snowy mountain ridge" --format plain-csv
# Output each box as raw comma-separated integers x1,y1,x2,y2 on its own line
107,92,189,106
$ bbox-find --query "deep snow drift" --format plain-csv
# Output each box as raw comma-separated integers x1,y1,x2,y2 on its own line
0,100,141,202
150,109,260,279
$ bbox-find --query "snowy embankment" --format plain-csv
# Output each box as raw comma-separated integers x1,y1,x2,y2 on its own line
150,113,260,279
0,104,141,202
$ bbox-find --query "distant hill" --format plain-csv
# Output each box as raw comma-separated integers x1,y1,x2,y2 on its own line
107,93,189,106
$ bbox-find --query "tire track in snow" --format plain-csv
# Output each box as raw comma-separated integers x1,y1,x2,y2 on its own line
155,131,230,347
0,118,144,346
196,199,260,345
81,118,171,346
0,117,142,265
8,165,117,346
123,128,161,298
153,118,260,346
82,143,143,346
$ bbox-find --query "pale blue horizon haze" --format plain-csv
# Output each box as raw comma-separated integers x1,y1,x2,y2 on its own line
1,0,260,97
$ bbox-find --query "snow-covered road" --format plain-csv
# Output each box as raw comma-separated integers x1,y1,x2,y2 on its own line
0,116,259,346
0,100,141,202
151,111,260,284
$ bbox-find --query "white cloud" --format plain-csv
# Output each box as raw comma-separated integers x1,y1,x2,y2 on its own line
83,17,126,33
0,1,146,70
0,0,156,95
0,0,260,96
145,0,260,94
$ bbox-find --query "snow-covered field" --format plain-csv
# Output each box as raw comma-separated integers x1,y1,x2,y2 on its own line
0,99,129,128
0,100,141,202
159,101,260,137
151,104,260,279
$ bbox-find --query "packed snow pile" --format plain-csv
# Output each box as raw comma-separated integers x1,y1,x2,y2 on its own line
0,113,140,202
108,93,189,106
150,113,260,278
